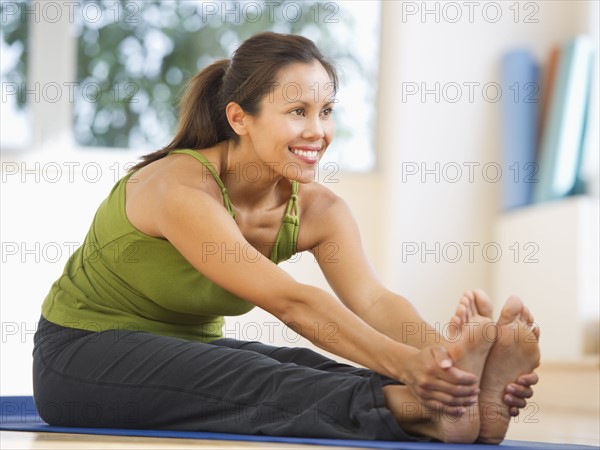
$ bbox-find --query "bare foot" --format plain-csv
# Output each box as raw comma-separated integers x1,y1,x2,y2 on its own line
384,294,495,443
468,289,539,417
477,295,541,444
439,293,496,443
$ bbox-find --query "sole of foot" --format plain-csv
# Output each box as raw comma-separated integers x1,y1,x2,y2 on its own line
477,295,541,444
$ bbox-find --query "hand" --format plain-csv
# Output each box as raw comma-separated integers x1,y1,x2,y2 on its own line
503,371,538,416
399,345,479,416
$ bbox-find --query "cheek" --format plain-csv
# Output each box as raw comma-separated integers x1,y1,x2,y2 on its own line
323,120,335,141
276,119,305,142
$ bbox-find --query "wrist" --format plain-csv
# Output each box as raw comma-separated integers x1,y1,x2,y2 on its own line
380,336,418,381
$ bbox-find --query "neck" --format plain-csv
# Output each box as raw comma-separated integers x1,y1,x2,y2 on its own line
219,140,285,211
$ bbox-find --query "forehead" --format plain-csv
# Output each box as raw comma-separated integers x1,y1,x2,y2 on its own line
268,61,334,104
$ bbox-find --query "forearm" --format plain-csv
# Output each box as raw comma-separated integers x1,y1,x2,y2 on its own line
359,290,444,349
283,284,418,380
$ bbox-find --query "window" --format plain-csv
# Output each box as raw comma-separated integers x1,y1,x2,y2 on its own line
1,1,29,149
73,1,381,171
2,1,382,172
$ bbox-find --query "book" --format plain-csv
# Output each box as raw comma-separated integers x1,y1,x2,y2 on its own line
500,49,540,210
537,45,561,163
533,35,594,204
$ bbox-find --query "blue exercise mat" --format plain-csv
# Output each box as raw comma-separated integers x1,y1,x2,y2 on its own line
0,397,596,449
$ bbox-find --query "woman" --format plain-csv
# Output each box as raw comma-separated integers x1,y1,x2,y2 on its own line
33,32,540,444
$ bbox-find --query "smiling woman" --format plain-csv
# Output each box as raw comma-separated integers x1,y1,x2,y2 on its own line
230,61,335,182
33,32,540,444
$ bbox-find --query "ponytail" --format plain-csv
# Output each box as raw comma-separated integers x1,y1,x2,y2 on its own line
128,59,231,172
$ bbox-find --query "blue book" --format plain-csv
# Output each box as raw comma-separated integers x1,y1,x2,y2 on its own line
500,49,540,210
533,36,594,204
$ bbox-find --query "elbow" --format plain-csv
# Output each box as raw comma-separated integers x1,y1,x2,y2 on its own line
274,282,317,327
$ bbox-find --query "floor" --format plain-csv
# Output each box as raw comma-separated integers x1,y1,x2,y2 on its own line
1,409,599,450
1,431,369,450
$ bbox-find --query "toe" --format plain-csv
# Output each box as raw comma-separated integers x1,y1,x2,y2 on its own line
473,289,494,318
461,296,473,319
531,322,541,340
456,297,470,324
467,295,477,317
528,311,536,328
497,295,524,326
522,306,532,324
448,315,461,340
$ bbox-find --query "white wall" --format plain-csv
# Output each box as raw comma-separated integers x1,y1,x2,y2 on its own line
378,0,596,325
1,1,597,396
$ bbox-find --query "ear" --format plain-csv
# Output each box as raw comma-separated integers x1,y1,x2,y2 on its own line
225,102,249,136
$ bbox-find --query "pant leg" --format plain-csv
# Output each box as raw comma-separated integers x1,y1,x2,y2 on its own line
33,316,413,441
210,338,371,375
210,338,400,386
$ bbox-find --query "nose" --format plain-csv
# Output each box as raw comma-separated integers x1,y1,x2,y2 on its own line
301,114,325,140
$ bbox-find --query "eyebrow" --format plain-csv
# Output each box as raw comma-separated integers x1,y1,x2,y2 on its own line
286,100,336,108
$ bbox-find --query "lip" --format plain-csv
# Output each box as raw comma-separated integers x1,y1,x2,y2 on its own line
289,146,321,152
288,146,322,164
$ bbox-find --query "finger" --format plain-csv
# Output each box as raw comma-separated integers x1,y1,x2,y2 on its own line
416,379,479,400
438,365,479,386
506,383,534,399
517,372,539,386
419,389,478,407
509,407,520,417
427,347,477,385
504,394,527,409
431,346,453,369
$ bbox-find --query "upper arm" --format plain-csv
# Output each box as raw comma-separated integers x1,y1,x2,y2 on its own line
152,181,300,319
307,193,387,316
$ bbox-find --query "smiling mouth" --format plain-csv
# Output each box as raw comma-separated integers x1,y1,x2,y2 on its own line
289,147,320,160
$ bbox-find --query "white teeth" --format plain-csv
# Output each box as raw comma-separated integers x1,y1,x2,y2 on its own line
290,148,318,159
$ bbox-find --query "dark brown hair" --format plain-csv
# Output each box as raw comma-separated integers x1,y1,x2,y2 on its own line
129,32,338,172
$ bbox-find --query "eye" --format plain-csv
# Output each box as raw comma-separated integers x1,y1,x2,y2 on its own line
320,108,334,117
291,108,305,116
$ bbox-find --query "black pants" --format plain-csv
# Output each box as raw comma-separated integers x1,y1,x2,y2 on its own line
32,316,415,440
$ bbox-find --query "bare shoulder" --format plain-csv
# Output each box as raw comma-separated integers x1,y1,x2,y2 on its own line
299,181,346,214
297,181,354,251
129,150,223,192
125,151,224,238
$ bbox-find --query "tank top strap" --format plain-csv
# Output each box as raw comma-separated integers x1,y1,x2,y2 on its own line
168,149,236,219
286,180,299,218
269,180,300,264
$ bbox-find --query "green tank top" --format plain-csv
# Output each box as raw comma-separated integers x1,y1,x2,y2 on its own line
41,149,300,342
